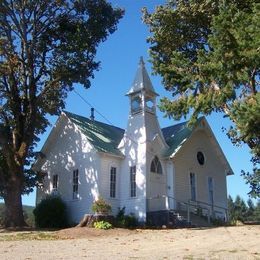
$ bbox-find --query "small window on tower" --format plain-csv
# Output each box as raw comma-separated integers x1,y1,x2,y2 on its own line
145,98,154,113
131,96,141,113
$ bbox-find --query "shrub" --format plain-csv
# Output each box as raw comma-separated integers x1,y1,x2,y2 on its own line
123,214,138,228
116,207,138,228
94,220,112,230
116,206,126,223
92,197,111,215
211,217,226,226
33,195,68,228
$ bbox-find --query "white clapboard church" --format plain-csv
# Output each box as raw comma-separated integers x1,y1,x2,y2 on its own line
35,58,233,225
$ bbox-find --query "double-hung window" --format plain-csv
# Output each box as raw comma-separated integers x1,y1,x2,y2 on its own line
110,167,116,198
208,177,214,205
73,169,79,199
53,174,58,190
130,166,136,197
190,172,196,201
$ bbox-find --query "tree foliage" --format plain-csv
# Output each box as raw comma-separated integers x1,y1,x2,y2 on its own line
0,0,123,227
228,195,260,222
143,0,260,197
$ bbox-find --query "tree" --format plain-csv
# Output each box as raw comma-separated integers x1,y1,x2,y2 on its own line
234,195,248,222
0,0,123,227
143,1,259,197
227,195,235,222
228,195,260,222
246,198,255,219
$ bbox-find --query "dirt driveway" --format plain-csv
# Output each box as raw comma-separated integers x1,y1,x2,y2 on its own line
0,225,259,259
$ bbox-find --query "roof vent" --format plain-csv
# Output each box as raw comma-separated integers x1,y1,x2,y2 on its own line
90,108,95,121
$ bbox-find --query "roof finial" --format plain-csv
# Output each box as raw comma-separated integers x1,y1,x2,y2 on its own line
139,56,145,67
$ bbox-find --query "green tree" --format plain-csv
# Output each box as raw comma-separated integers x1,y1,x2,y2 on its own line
0,0,123,227
143,0,259,197
246,198,255,220
234,195,248,222
252,200,260,221
227,195,235,222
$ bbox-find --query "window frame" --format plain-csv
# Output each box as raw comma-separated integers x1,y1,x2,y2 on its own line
110,167,117,198
190,172,196,201
150,156,163,174
52,174,58,190
72,169,79,200
130,166,136,198
131,95,142,114
208,177,214,205
197,151,205,165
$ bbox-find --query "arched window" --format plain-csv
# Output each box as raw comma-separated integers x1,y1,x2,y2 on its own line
150,156,163,174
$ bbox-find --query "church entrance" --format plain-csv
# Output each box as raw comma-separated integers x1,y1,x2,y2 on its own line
147,156,167,212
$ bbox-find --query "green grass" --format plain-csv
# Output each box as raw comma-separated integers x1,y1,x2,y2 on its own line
0,203,35,227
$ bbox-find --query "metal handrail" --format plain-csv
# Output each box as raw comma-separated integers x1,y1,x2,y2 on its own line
146,195,229,224
188,199,228,221
188,199,227,211
146,195,212,223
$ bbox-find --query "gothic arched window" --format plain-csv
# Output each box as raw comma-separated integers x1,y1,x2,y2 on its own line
150,156,163,174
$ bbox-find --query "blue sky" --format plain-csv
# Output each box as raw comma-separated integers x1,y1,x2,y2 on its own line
20,0,254,206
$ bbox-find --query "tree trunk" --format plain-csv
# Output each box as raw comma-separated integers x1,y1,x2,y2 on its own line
3,176,27,228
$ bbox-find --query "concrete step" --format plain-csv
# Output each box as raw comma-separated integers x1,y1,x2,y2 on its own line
172,210,212,227
146,210,212,228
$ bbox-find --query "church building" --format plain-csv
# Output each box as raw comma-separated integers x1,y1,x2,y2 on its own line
35,58,233,225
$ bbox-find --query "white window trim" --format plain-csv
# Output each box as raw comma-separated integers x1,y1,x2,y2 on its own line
150,156,163,175
207,176,214,205
189,172,197,201
130,165,137,198
110,166,117,199
72,169,79,200
52,174,58,190
196,149,206,166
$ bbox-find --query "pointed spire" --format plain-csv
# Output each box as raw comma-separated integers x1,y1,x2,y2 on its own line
139,56,145,67
126,57,158,96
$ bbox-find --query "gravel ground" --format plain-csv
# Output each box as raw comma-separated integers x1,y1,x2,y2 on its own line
0,225,259,259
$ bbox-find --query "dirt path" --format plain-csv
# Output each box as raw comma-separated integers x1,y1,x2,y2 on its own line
0,225,259,259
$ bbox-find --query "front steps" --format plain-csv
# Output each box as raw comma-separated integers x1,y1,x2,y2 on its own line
146,210,212,228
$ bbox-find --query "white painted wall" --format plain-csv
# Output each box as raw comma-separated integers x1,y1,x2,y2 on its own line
172,128,228,215
118,111,147,222
118,100,168,221
98,154,122,215
36,115,101,224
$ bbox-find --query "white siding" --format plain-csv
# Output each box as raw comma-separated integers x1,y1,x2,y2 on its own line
36,116,101,224
118,112,147,222
99,155,121,215
173,129,228,212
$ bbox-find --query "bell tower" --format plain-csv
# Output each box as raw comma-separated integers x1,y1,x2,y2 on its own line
127,57,158,116
118,57,168,222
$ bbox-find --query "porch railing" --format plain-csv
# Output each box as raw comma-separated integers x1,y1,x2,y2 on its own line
146,195,228,224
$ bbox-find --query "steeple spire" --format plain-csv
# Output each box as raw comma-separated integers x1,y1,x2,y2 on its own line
126,57,158,96
139,56,145,66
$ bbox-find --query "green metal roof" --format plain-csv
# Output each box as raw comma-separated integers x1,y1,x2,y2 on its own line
161,118,203,158
64,111,125,157
64,111,202,159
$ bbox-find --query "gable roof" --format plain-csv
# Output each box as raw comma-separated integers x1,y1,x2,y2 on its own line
162,117,233,175
64,111,125,157
64,111,200,159
63,112,232,175
161,119,200,158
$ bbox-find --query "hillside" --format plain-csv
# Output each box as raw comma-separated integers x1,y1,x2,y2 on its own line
0,203,35,227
